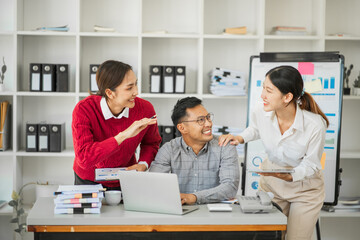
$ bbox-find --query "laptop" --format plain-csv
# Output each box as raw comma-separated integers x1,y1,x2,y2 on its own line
118,171,199,215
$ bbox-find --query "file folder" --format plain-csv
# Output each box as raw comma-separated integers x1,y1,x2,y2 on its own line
0,101,11,151
42,64,56,92
149,65,162,93
161,126,175,144
163,66,175,93
26,123,38,152
56,64,69,92
175,66,186,93
30,63,42,91
49,123,65,152
90,64,99,92
38,124,50,152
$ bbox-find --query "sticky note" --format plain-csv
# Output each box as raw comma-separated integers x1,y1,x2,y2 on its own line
304,78,323,93
298,62,314,75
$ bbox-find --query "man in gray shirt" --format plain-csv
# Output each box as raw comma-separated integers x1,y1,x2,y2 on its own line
149,97,239,205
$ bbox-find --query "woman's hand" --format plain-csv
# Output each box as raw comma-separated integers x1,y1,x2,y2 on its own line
115,116,157,145
126,163,147,172
218,134,241,146
258,172,293,182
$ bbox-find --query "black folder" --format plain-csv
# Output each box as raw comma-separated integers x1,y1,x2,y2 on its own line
161,126,175,145
90,64,99,92
38,124,49,152
42,64,56,92
149,65,162,93
26,124,38,152
29,63,42,91
49,123,65,152
56,64,69,92
163,66,175,93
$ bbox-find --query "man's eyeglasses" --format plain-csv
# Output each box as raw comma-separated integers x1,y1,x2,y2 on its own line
180,113,214,126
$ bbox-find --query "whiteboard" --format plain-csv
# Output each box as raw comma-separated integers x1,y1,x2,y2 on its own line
242,53,343,205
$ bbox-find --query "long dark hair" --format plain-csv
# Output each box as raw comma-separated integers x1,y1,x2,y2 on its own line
266,65,329,127
93,60,132,100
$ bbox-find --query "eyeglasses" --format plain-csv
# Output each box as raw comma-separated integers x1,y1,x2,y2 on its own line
180,113,214,126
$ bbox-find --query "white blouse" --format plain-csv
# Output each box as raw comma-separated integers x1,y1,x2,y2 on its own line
241,103,327,182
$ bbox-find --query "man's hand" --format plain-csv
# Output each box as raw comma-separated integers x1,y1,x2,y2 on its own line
126,163,147,172
180,193,197,205
258,172,293,182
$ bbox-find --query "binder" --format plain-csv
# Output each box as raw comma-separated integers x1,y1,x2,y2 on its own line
38,124,49,152
49,123,65,152
0,101,11,151
161,126,175,144
162,66,175,93
90,64,99,92
42,64,56,92
26,123,38,152
56,64,69,92
174,66,186,93
30,63,42,91
149,65,162,93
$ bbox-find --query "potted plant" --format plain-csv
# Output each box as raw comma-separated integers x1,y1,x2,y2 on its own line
353,72,360,96
0,57,6,91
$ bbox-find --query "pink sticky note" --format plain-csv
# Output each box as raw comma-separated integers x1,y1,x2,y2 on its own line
298,62,314,75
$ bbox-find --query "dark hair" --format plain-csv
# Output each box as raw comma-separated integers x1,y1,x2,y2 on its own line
94,60,132,100
266,65,329,127
171,97,202,126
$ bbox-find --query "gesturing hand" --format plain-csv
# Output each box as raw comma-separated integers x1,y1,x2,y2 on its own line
218,134,239,146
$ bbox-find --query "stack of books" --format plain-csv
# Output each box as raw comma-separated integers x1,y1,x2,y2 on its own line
223,26,247,35
35,25,69,32
54,184,104,214
209,68,246,96
212,125,244,155
333,196,360,212
271,26,307,36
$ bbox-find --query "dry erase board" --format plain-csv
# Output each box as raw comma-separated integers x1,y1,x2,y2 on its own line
242,52,343,205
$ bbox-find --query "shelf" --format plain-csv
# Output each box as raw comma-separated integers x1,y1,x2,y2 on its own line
340,151,360,159
0,91,15,96
0,150,14,156
320,210,360,218
202,94,247,100
264,35,321,40
325,36,360,41
343,95,360,100
141,33,199,39
140,93,199,99
17,31,76,37
0,31,14,36
16,92,77,97
80,32,138,38
0,204,12,216
16,149,75,157
204,34,259,40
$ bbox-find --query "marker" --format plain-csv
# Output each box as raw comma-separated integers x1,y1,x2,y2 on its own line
150,115,157,119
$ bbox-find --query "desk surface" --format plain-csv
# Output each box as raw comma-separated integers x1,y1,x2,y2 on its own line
27,197,287,232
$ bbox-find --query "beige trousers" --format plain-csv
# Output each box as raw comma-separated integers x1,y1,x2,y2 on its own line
260,159,325,240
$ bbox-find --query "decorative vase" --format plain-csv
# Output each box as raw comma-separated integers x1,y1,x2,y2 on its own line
0,83,4,91
343,87,351,95
353,87,360,96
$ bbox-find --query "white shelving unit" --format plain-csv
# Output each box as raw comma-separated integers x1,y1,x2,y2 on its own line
1,0,360,239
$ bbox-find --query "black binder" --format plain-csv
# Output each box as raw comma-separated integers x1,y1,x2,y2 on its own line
29,63,42,91
161,126,175,145
42,64,56,92
56,64,69,92
163,66,175,93
49,123,65,152
26,124,38,152
90,64,99,92
38,124,49,152
174,66,186,93
149,65,162,93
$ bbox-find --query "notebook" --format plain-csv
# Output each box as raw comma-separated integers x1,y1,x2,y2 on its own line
118,171,199,215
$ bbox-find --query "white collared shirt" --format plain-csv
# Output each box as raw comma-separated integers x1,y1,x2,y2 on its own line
100,97,148,169
241,103,327,182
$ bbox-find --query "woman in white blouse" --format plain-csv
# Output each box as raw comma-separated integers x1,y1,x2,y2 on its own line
219,65,329,240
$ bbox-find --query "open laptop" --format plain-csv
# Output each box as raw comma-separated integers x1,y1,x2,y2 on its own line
118,171,199,215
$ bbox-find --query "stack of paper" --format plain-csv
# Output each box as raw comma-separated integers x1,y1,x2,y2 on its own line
54,184,104,214
35,25,69,32
334,196,360,212
209,68,247,96
212,125,244,155
271,26,307,36
94,25,116,32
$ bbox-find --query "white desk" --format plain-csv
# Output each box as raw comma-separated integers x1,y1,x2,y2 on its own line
27,197,287,240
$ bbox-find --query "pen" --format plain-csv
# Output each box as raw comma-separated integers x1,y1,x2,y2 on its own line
150,115,157,119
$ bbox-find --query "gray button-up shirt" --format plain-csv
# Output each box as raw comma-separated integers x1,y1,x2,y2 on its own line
149,136,240,204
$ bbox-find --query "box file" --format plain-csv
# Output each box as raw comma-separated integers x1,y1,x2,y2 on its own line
90,64,100,92
175,66,186,93
38,124,50,152
56,64,69,92
49,123,65,152
42,64,56,92
26,124,38,152
161,126,175,145
30,63,42,91
149,65,162,93
163,66,175,93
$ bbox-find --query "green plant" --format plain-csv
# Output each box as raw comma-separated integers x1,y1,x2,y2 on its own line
8,182,37,235
0,57,6,84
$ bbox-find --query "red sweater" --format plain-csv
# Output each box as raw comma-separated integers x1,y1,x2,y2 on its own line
72,95,161,187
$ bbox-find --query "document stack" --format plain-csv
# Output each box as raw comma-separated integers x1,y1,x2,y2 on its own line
212,125,244,155
209,68,246,96
271,26,307,36
54,184,104,214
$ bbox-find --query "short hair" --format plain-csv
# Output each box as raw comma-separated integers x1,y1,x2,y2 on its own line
171,97,202,126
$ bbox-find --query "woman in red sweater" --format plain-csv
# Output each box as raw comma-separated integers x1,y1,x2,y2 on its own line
72,60,162,189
